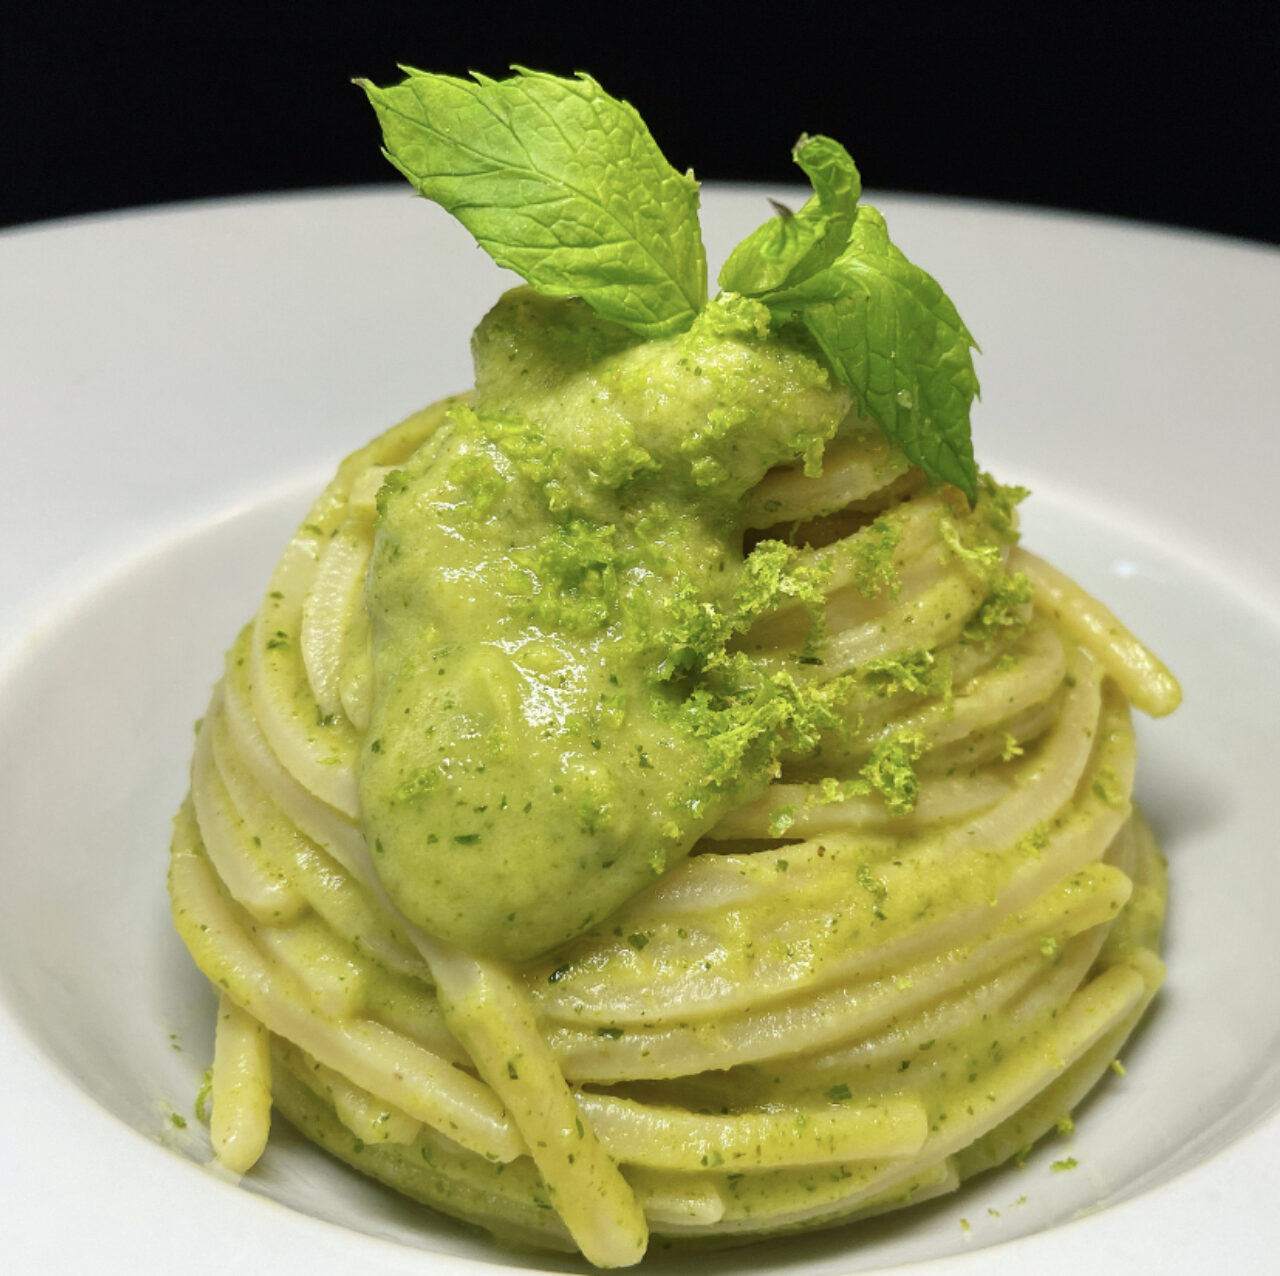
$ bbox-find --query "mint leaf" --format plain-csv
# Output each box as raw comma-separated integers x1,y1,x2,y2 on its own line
359,68,707,338
719,133,979,499
757,206,980,500
719,134,861,296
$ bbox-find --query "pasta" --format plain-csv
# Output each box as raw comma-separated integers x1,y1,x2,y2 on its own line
169,294,1179,1264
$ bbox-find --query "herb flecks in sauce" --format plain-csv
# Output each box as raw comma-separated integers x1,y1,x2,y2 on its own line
359,290,858,960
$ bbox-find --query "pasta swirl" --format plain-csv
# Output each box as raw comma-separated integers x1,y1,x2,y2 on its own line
170,296,1178,1267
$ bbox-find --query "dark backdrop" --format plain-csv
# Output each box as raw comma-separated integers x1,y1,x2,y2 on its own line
3,2,1276,244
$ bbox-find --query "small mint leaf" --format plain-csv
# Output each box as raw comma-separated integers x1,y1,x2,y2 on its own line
359,67,707,338
719,134,861,296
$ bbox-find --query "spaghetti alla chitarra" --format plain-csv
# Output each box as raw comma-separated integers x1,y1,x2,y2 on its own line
168,69,1179,1269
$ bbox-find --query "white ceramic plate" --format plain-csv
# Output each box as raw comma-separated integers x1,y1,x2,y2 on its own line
2,188,1278,1275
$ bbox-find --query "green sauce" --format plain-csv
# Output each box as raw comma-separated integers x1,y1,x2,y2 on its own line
358,288,854,960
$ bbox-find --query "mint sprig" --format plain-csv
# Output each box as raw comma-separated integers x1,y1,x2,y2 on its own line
361,70,979,498
722,138,979,500
359,67,707,339
719,134,861,296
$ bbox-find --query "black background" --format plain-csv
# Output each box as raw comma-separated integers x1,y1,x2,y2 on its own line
3,1,1277,244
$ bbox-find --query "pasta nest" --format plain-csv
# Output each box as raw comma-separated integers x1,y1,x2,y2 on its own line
170,396,1177,1266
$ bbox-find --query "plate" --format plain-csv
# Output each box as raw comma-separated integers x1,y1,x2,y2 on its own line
1,188,1278,1274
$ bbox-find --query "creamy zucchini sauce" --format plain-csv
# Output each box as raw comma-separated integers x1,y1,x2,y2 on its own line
361,288,871,960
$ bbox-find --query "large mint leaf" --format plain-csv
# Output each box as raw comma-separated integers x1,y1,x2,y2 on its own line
762,206,980,499
718,135,861,296
359,68,707,338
